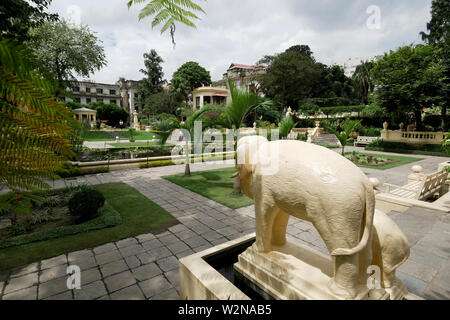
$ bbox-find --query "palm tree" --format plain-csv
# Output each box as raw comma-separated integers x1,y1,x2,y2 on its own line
127,0,205,46
279,114,297,139
225,79,268,194
0,40,77,192
327,119,361,155
179,105,216,176
353,61,374,105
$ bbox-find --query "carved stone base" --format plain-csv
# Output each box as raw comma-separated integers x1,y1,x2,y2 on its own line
234,238,390,300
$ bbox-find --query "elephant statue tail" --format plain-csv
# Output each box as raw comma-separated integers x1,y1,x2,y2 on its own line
331,180,375,256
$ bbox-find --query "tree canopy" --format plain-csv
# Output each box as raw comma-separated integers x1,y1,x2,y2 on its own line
0,0,58,43
170,61,211,100
27,20,107,87
371,44,446,129
421,0,450,128
136,49,166,112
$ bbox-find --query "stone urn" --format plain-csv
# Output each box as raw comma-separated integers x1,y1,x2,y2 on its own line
383,122,388,131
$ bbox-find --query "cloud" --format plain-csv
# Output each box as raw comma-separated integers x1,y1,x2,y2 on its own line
48,0,432,84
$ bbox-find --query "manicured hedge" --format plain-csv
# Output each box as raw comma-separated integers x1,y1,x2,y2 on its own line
139,154,235,169
366,140,449,157
55,163,109,178
0,203,122,249
320,105,365,115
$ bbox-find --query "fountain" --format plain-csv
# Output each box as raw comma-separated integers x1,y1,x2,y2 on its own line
179,136,421,300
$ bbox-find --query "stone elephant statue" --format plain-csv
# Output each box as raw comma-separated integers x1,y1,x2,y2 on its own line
371,209,410,299
233,136,376,299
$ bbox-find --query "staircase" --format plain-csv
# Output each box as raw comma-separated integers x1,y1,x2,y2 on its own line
311,134,342,147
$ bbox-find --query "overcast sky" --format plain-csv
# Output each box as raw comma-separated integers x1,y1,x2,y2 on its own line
48,0,433,84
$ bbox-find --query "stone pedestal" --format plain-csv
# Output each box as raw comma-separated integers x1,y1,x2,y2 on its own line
234,238,389,300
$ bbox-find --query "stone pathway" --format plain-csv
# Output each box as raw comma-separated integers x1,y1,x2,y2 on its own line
0,150,449,300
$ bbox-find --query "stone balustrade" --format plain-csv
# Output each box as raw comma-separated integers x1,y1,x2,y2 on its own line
381,129,445,145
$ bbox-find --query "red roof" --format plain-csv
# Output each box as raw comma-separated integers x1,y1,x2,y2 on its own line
230,63,255,70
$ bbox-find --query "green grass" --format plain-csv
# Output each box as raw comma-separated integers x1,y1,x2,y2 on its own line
0,183,177,271
109,142,169,148
82,130,158,142
82,131,113,141
345,152,423,170
163,167,253,209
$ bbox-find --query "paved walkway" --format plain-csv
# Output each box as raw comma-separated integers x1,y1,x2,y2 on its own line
0,149,449,300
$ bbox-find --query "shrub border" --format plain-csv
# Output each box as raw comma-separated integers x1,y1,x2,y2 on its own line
0,202,122,249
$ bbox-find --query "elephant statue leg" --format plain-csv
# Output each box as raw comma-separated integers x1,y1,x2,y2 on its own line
307,203,361,299
253,190,278,253
272,209,290,246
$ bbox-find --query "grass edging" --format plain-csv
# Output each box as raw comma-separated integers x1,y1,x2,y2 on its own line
0,183,177,271
0,203,122,250
345,152,423,170
163,167,253,209
139,153,236,169
365,146,449,157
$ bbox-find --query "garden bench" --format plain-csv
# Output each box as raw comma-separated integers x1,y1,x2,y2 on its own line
384,171,448,200
354,136,379,147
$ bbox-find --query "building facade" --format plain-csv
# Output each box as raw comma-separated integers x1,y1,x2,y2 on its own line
66,80,142,126
66,81,122,106
192,86,229,110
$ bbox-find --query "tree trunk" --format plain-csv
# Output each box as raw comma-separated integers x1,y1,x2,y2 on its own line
442,105,447,130
414,108,423,131
184,163,191,176
184,140,191,176
233,175,241,195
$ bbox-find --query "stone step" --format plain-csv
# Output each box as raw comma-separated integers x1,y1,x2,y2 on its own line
312,134,341,145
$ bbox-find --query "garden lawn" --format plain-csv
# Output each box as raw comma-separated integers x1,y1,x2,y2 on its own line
0,183,177,271
345,153,423,170
109,142,169,148
82,131,113,141
163,167,253,209
82,130,159,142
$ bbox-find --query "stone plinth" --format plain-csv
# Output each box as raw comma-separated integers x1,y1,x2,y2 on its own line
234,237,389,300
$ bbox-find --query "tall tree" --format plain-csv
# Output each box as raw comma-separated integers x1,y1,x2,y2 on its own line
285,44,314,61
135,49,166,111
0,0,58,43
371,44,446,130
261,51,321,112
353,61,374,105
27,20,107,89
421,0,450,128
127,0,205,46
0,40,76,192
170,61,211,101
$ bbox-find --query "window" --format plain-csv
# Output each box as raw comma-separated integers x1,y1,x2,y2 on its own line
134,93,138,98
86,98,91,104
196,97,200,110
75,97,81,103
73,86,80,92
96,88,103,94
110,89,116,95
86,87,91,93
110,100,116,105
97,98,103,103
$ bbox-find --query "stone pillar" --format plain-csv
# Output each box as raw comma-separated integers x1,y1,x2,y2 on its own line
408,165,425,184
381,122,389,140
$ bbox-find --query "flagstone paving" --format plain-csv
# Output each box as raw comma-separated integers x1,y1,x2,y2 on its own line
0,148,448,300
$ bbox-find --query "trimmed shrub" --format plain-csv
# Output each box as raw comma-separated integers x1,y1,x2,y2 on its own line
366,140,448,156
68,188,105,222
55,162,109,178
